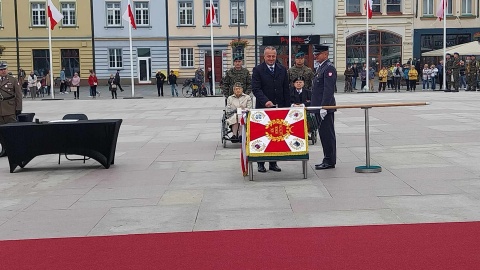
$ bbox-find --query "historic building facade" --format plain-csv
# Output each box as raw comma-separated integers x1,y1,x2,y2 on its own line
335,0,415,72
93,0,167,82
0,0,93,79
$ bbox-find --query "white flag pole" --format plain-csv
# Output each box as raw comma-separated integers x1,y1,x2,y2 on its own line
210,0,215,95
442,0,446,91
128,1,135,97
288,1,292,69
366,1,370,92
47,1,55,99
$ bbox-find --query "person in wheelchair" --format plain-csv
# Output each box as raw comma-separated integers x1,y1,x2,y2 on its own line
225,82,252,142
290,76,311,107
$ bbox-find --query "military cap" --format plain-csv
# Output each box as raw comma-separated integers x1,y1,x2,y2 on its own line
293,76,305,83
0,62,7,70
233,55,243,61
313,45,328,54
295,52,305,58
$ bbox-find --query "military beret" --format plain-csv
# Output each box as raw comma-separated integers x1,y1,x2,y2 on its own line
233,82,243,88
0,62,7,69
313,45,328,54
295,52,305,58
233,55,243,61
293,76,305,83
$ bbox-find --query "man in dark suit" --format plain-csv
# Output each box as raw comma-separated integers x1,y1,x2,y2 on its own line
252,46,290,173
311,45,337,170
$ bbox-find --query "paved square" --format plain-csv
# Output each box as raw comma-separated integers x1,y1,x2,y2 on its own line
1,88,480,240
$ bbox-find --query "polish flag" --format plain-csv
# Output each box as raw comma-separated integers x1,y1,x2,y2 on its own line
366,0,373,19
47,0,64,30
290,0,299,27
436,0,446,21
205,0,218,26
122,1,137,29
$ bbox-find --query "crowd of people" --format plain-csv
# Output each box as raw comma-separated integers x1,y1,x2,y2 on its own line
343,54,479,92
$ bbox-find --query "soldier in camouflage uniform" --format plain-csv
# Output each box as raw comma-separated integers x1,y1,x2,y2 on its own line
451,52,461,92
221,55,251,98
444,53,453,92
466,55,478,91
288,52,314,90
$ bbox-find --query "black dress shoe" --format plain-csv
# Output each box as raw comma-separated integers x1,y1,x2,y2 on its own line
258,165,267,173
315,163,335,170
269,165,281,172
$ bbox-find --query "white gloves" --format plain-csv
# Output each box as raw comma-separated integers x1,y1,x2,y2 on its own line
320,109,327,120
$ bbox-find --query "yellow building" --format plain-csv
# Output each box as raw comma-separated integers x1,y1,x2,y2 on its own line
0,0,93,80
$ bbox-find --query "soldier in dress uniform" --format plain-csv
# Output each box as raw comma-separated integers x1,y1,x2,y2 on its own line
288,52,314,89
466,55,478,91
0,62,23,125
221,55,252,98
452,52,461,92
310,45,337,170
445,53,453,92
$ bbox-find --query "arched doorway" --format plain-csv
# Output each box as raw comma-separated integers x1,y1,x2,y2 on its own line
346,30,402,70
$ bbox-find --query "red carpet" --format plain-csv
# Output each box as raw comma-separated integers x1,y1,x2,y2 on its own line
1,222,480,269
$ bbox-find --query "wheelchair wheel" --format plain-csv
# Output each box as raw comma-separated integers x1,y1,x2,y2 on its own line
0,143,6,157
182,85,193,98
221,119,227,148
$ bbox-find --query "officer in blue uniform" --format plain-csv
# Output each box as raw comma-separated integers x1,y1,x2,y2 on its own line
310,45,337,170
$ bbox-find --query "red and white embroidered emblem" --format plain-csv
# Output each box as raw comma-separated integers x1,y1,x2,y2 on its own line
328,72,333,76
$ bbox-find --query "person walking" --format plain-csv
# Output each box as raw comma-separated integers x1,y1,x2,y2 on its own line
155,70,166,97
71,72,80,99
27,71,37,99
108,74,118,99
0,62,23,125
88,70,98,98
311,45,336,170
378,66,388,92
408,65,418,92
251,46,290,173
168,70,178,97
114,70,125,92
222,55,252,98
207,67,213,96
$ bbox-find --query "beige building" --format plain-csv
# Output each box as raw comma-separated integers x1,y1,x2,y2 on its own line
0,0,93,79
168,0,256,81
335,0,415,72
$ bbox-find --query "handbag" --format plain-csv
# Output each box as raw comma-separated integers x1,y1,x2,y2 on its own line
71,86,78,92
111,84,117,90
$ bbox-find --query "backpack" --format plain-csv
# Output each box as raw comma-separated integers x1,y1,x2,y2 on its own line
395,68,400,76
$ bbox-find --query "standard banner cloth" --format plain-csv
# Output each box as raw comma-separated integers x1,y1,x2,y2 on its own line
0,119,122,173
247,108,308,157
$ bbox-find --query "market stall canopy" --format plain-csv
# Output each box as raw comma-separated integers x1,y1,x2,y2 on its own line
422,41,480,56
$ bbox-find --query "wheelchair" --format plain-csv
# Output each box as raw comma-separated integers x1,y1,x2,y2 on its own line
306,112,318,145
221,110,241,148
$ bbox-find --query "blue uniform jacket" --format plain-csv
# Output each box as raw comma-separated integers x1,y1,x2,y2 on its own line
311,59,337,112
252,62,290,108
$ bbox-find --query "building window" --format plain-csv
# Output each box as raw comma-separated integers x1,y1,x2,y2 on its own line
180,48,194,67
61,49,80,77
106,2,121,26
346,0,361,13
179,1,194,25
61,3,76,26
270,0,284,24
31,3,46,26
371,0,381,12
462,0,472,14
230,0,245,25
298,0,312,23
422,0,433,15
386,0,401,13
134,2,149,26
109,49,123,69
32,49,50,76
447,0,452,15
204,1,219,25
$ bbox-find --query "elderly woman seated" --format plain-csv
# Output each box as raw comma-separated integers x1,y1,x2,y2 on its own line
225,82,252,141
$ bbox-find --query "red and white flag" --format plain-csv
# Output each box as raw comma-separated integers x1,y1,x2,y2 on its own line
290,0,299,27
205,1,217,26
122,1,137,29
436,0,446,21
365,0,373,19
47,0,64,30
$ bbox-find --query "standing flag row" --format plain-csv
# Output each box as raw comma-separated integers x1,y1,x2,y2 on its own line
205,0,216,95
288,0,299,68
47,0,64,99
122,0,136,97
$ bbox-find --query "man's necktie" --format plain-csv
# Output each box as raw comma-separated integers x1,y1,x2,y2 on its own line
269,67,274,74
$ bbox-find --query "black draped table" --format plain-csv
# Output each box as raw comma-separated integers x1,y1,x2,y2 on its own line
0,119,122,173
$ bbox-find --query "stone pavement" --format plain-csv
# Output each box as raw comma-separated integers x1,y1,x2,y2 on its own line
1,89,480,240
